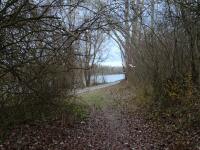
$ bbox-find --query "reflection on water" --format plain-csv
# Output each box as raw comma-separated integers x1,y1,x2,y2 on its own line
91,74,125,84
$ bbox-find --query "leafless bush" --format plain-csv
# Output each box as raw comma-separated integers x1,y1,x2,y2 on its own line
0,0,109,128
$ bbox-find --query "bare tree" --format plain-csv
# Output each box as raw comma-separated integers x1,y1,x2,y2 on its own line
0,0,111,126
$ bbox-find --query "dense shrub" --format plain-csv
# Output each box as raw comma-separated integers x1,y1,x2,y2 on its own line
119,0,200,129
0,0,81,132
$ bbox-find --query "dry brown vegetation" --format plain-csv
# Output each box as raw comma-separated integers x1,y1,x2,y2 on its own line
0,0,199,148
2,82,199,149
0,0,109,136
107,0,200,130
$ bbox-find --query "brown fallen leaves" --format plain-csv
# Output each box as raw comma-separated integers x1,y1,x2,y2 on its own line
1,83,200,150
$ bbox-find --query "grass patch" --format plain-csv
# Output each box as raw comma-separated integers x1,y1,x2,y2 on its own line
80,89,111,109
134,86,153,108
62,99,89,121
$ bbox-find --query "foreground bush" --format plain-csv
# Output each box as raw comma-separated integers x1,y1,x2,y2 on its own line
134,73,200,129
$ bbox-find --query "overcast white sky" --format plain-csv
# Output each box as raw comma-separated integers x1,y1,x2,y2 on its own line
100,38,122,67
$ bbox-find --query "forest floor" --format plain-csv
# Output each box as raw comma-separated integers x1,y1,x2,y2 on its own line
1,81,199,150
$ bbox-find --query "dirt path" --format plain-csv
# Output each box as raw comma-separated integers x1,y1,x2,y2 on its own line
82,102,131,149
74,86,166,150
65,85,167,150
2,82,198,149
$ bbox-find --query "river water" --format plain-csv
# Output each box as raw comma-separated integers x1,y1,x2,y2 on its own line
91,74,125,84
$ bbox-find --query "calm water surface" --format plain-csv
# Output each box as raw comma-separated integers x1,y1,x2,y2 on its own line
92,74,125,84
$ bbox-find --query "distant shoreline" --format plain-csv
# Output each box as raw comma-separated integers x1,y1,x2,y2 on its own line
92,73,125,76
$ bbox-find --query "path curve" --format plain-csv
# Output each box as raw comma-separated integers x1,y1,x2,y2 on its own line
76,81,121,94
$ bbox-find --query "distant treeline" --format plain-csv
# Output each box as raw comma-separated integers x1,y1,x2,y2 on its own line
92,65,124,75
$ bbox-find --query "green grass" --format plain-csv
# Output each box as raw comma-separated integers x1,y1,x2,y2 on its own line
63,101,88,121
80,90,111,108
58,89,111,125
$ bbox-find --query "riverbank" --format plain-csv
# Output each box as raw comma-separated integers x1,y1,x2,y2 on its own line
91,73,125,84
76,81,121,94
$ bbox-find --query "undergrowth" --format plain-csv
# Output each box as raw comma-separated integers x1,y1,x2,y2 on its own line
0,96,88,143
133,75,200,130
